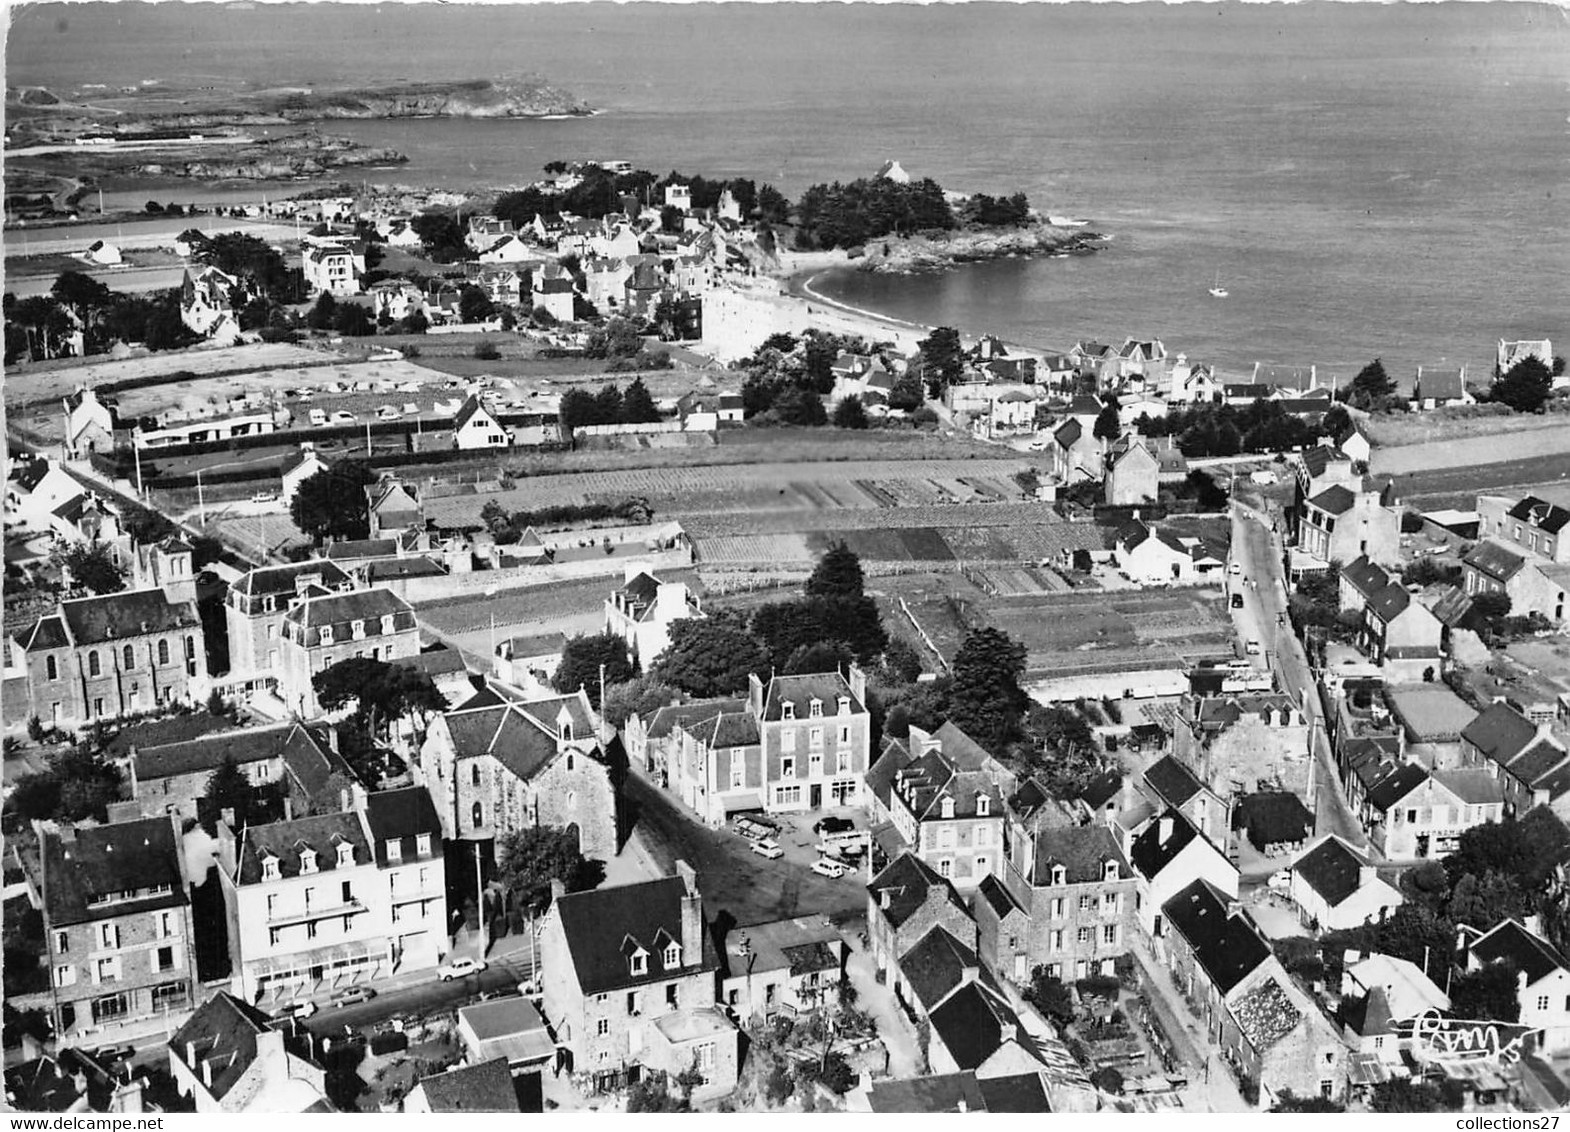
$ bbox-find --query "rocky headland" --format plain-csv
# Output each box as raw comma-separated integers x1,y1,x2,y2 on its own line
851,220,1105,274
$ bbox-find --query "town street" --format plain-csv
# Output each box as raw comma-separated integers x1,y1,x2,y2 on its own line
1229,501,1367,849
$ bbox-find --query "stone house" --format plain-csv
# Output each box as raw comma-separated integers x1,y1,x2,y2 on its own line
1462,538,1570,624
749,668,871,815
167,992,329,1113
1479,494,1570,565
1338,556,1444,678
18,586,208,731
224,560,356,680
537,862,737,1099
1172,693,1310,798
362,786,450,973
866,852,976,985
1412,365,1473,410
404,1058,522,1113
1103,433,1160,506
1457,701,1570,819
1298,482,1402,569
717,915,846,1025
40,815,199,1039
365,478,422,540
1231,792,1314,857
418,685,620,860
63,388,116,458
1128,809,1239,940
667,706,762,828
864,722,1014,891
1137,755,1230,843
128,720,349,822
276,587,420,719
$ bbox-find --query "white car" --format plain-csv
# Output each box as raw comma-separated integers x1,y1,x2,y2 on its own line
1267,870,1292,893
377,405,399,420
331,411,356,426
811,858,850,878
250,491,278,504
1246,639,1262,656
275,1000,318,1021
1027,438,1048,451
438,957,488,981
749,838,784,859
1228,562,1242,576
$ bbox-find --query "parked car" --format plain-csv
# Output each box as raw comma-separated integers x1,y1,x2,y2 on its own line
251,491,278,504
438,957,488,981
1268,870,1292,893
1246,639,1262,656
330,985,377,1007
813,816,855,836
749,838,784,860
810,857,851,878
275,1000,318,1021
308,408,328,427
91,1045,134,1065
518,978,543,1001
1231,593,1245,609
1228,562,1242,576
331,411,356,425
377,405,399,420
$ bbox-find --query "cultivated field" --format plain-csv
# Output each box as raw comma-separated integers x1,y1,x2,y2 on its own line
1371,420,1570,476
1363,403,1570,448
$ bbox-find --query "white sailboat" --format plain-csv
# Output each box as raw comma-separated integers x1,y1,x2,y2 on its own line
1209,270,1228,299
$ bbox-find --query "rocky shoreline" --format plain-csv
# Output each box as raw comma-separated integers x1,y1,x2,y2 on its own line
850,220,1106,274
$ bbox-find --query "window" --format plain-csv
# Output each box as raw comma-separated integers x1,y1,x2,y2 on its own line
1077,927,1091,945
88,650,101,677
976,795,990,817
1102,924,1118,945
941,797,955,819
472,802,483,828
696,1041,715,1071
386,839,402,863
158,639,170,666
299,849,318,875
782,702,796,721
666,984,678,1009
976,825,991,847
1051,930,1064,952
809,698,823,718
781,729,796,753
781,757,795,779
809,727,823,750
837,695,851,715
1103,860,1118,882
416,834,432,858
352,619,365,639
99,923,118,949
663,943,681,968
155,945,175,973
939,859,952,877
1078,895,1093,912
91,993,128,1024
122,644,135,669
55,965,76,988
776,785,801,806
306,921,318,940
596,1019,609,1037
1051,898,1065,919
262,857,280,882
1103,892,1119,914
96,958,118,983
1320,1081,1334,1099
630,951,647,976
838,724,851,746
381,614,396,635
157,911,174,938
319,625,334,645
731,758,745,789
341,880,353,902
93,698,103,718
627,991,641,1015
1538,995,1551,1011
46,656,57,681
336,843,354,867
836,749,851,773
975,855,990,875
269,927,281,946
1051,865,1067,886
54,930,68,954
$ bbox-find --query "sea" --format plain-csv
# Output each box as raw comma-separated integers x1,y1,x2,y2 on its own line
7,1,1569,378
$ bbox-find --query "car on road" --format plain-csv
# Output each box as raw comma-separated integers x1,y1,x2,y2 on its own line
518,978,543,1001
810,857,851,878
749,838,784,859
330,985,377,1007
275,1000,318,1021
250,491,278,504
1267,870,1292,893
1231,593,1245,609
91,1045,135,1065
438,957,488,981
1229,562,1242,576
1027,438,1048,451
813,816,855,836
1246,639,1261,656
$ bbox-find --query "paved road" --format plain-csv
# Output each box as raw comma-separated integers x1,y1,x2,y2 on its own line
624,769,867,930
301,950,539,1036
1230,502,1367,849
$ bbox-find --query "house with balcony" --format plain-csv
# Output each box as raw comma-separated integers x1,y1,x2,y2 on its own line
1160,879,1348,1105
301,240,361,296
363,787,449,973
749,667,871,815
865,722,1013,891
603,568,703,670
217,809,389,1006
168,992,331,1113
418,685,619,860
276,588,420,719
537,862,737,1099
39,815,198,1040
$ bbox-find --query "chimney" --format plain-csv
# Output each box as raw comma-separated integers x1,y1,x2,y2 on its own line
961,963,979,985
1525,913,1543,936
676,860,702,963
879,887,892,910
550,878,567,905
956,1098,968,1113
185,1042,197,1068
998,1021,1017,1045
1359,863,1376,889
110,1077,145,1115
201,1059,213,1089
340,786,352,813
1518,969,1530,993
1225,898,1242,920
1159,815,1174,844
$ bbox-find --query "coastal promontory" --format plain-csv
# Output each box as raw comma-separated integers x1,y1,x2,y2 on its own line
853,220,1104,274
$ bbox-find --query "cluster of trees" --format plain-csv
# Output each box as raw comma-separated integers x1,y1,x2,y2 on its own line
1489,355,1561,415
409,212,470,262
7,742,125,825
960,192,1031,227
183,230,300,304
312,656,446,745
4,277,195,364
915,327,964,398
792,177,954,251
492,166,789,230
291,461,375,543
54,541,125,596
558,377,662,431
1133,398,1322,457
306,291,375,337
478,496,654,546
736,329,921,425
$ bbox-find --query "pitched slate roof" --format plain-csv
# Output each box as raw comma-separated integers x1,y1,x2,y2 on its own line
1463,701,1541,768
168,992,287,1103
1508,496,1570,535
363,787,444,867
1365,763,1429,812
1307,484,1357,516
928,982,1034,1072
867,1071,988,1113
1143,755,1205,808
554,874,714,995
1129,809,1203,880
1293,836,1371,907
42,815,186,926
1030,824,1127,884
867,737,914,809
1464,538,1527,583
1079,769,1123,811
1162,879,1270,995
235,812,370,885
869,852,966,929
282,587,414,633
133,721,323,782
55,588,200,646
976,1073,1052,1113
233,560,351,598
977,872,1025,920
899,925,1000,1015
22,613,69,651
453,395,499,432
1432,769,1504,807
1469,919,1570,987
760,671,866,721
413,1058,519,1113
1342,556,1391,602
1053,418,1083,447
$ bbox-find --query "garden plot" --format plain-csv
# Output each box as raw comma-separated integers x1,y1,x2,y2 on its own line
695,533,817,566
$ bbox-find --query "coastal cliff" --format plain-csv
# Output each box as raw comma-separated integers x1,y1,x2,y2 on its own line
852,220,1104,273
144,78,593,128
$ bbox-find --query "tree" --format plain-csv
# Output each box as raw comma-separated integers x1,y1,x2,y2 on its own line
880,678,952,739
1446,869,1528,929
947,627,1027,753
806,542,866,599
620,376,661,424
202,755,259,834
459,286,495,325
585,317,644,359
1493,356,1554,414
1467,590,1513,639
654,616,771,698
1346,358,1396,411
1270,1091,1345,1113
879,637,926,684
887,369,924,412
917,326,964,396
1369,1078,1457,1113
600,674,679,729
495,826,593,912
1093,397,1121,442
57,541,125,594
1022,967,1074,1026
553,633,635,707
783,639,855,675
313,656,446,740
1443,819,1533,889
289,461,375,543
1321,404,1352,439
772,385,828,426
832,397,869,429
593,383,624,425
1448,961,1521,1022
306,291,338,330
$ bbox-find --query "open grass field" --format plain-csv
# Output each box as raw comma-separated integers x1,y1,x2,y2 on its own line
1372,419,1570,477
1393,455,1570,513
1364,403,1570,449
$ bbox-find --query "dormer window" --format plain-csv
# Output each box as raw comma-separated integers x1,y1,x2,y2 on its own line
1103,860,1119,882
352,619,365,639
416,834,432,858
336,842,354,868
837,695,851,715
782,702,796,721
386,839,402,863
262,855,280,882
663,942,682,969
299,848,318,875
381,614,395,635
976,795,990,817
319,625,334,645
1051,865,1067,886
630,949,648,976
940,797,955,819
809,698,823,718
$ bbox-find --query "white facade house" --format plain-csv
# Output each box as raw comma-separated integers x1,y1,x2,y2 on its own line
452,396,510,449
1287,834,1404,932
1461,919,1570,1052
1128,810,1240,940
603,567,704,669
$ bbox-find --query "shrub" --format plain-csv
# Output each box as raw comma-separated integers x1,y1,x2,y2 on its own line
473,342,501,361
1090,1067,1124,1095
